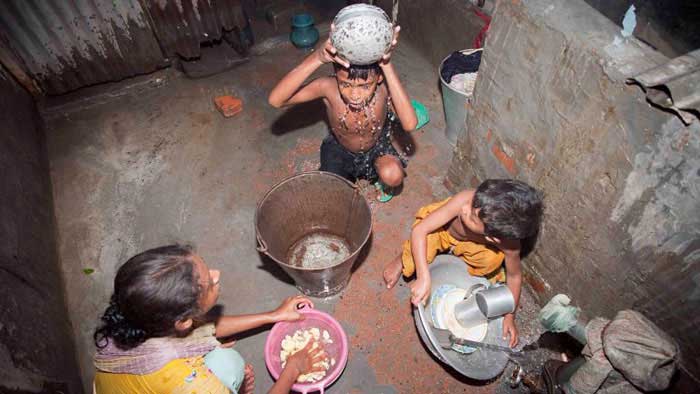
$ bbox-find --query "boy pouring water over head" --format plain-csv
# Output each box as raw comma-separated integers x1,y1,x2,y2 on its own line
268,25,417,201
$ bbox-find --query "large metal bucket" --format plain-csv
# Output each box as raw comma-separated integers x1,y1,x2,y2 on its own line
255,172,372,297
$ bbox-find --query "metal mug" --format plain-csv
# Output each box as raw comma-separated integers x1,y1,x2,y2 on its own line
453,284,487,329
475,285,515,318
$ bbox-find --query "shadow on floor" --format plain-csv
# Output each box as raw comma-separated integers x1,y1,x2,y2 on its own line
256,252,296,286
270,100,328,135
352,233,372,273
393,122,419,158
534,332,584,357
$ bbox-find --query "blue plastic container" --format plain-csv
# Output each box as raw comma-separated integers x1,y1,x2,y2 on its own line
290,13,319,49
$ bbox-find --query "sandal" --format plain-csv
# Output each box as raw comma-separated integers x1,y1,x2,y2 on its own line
374,182,393,203
411,99,430,130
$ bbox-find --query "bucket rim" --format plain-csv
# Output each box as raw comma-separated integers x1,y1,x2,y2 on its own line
254,171,373,271
438,48,483,96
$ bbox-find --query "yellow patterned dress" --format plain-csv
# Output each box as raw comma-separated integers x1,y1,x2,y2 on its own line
94,324,233,394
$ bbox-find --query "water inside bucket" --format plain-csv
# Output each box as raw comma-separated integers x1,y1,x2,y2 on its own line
287,232,351,269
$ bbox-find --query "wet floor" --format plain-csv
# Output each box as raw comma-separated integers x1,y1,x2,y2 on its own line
45,32,545,393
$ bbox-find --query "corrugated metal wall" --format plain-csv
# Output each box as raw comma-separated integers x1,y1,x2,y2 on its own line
0,0,164,95
630,49,700,125
0,0,245,95
144,0,246,59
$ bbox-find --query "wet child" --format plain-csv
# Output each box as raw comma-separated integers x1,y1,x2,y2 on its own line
268,26,417,201
382,179,544,347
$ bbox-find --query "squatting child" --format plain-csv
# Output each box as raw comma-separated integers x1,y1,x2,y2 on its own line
268,26,417,201
383,179,544,347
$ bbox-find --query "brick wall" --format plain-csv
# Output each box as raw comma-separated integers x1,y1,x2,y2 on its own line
447,0,700,385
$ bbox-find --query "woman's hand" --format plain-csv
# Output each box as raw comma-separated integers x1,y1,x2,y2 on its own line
270,295,314,322
314,26,350,68
285,340,328,378
380,25,401,66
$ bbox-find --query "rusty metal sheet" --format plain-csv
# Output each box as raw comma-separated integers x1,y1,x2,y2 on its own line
628,49,700,125
0,0,165,95
0,31,42,96
143,0,247,59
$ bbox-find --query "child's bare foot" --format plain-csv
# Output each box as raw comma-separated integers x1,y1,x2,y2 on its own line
383,256,403,289
239,364,254,394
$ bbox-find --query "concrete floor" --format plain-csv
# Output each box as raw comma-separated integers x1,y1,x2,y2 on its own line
46,37,543,393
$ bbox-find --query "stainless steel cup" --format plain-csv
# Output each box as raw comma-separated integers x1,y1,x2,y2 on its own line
453,283,487,329
475,285,515,318
453,296,487,329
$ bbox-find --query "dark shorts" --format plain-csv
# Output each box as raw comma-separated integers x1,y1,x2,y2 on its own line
320,123,407,183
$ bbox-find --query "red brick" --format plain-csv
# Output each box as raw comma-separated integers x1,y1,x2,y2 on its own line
214,95,243,117
491,143,518,175
524,272,546,294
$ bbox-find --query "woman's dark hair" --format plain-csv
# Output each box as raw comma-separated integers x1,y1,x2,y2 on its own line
334,62,381,80
472,179,544,240
94,244,202,350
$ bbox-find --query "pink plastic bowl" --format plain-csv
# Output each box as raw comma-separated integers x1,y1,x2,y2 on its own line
264,305,349,393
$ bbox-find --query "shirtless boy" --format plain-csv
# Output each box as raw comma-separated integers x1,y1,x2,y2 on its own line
268,26,417,200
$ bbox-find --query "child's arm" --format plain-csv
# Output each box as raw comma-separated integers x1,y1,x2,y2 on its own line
379,26,418,131
268,38,349,108
409,192,471,305
214,295,312,338
501,245,522,348
268,341,327,394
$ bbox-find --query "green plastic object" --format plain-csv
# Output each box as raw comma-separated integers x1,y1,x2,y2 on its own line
411,99,430,129
290,13,319,49
539,294,581,333
374,182,393,203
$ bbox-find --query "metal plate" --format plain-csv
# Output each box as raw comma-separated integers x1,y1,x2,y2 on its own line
414,254,510,380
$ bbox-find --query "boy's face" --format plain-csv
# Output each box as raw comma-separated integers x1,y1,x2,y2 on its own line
460,205,486,236
336,68,382,110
